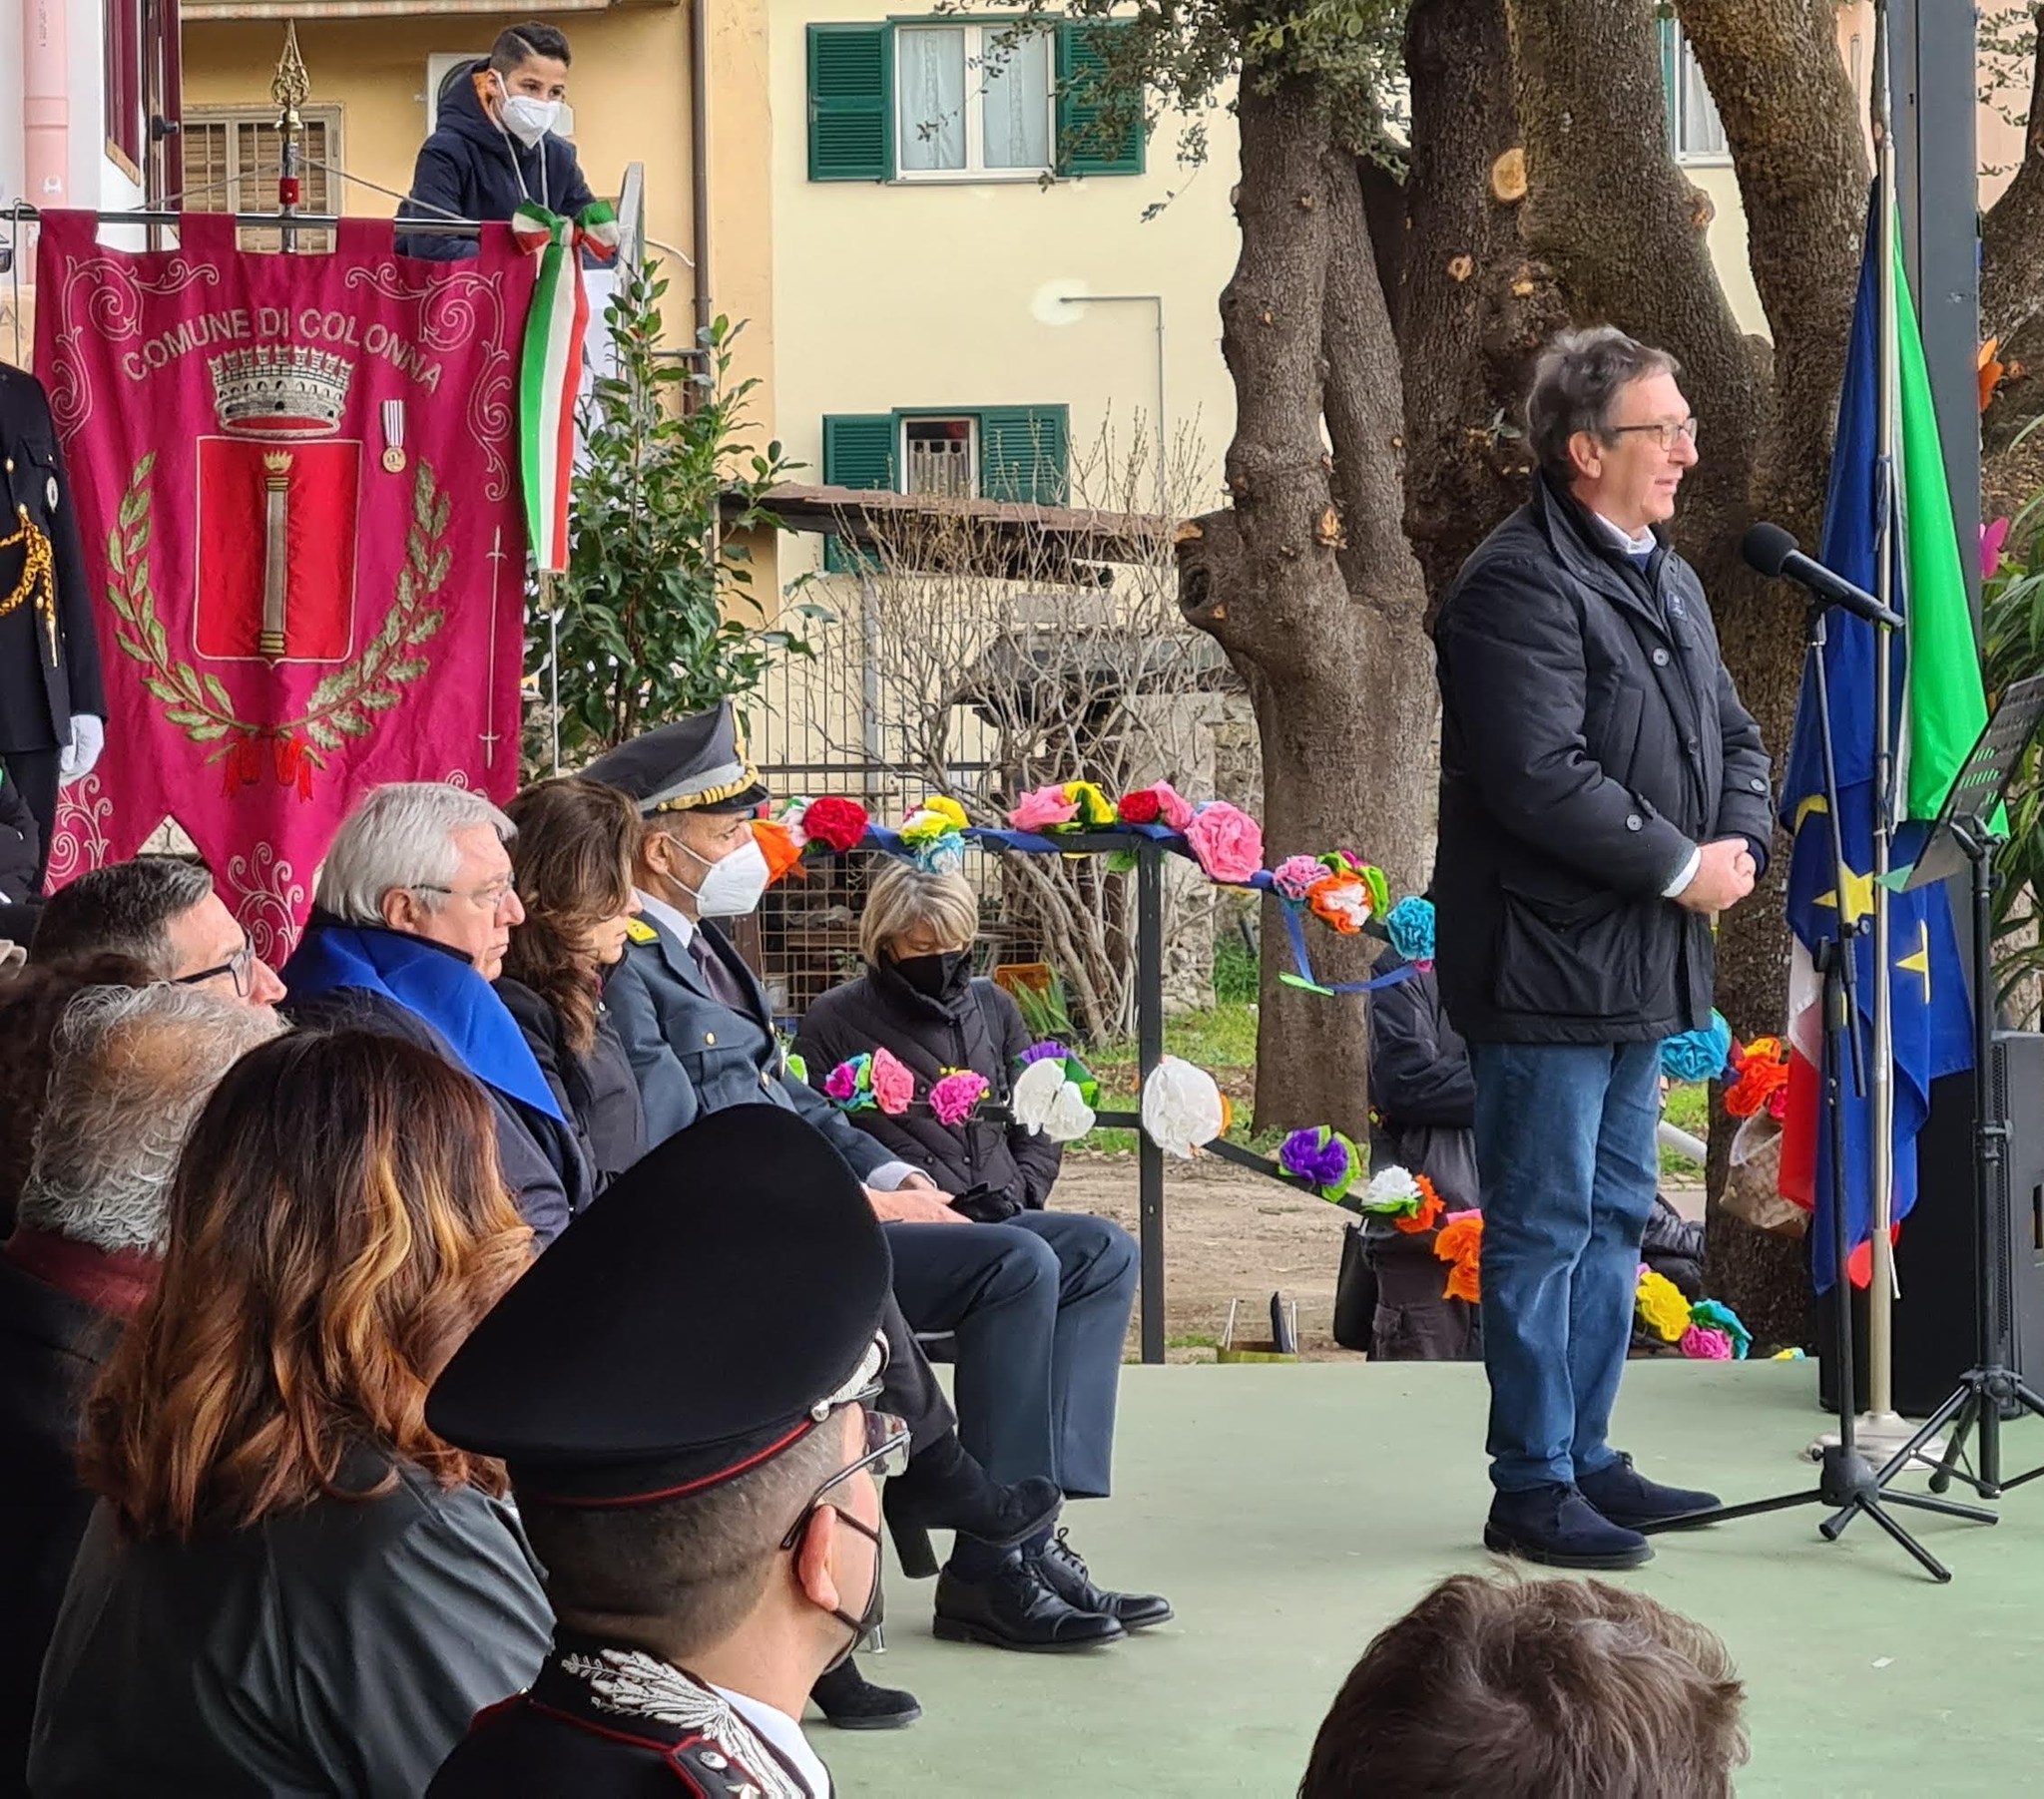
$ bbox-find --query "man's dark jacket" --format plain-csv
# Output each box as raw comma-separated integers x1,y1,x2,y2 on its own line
0,1249,125,1799
282,922,590,1243
498,975,646,1197
395,61,596,260
793,961,1062,1216
1431,473,1773,1045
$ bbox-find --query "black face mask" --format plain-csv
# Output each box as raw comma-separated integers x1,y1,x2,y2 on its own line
891,950,971,1001
819,1512,886,1673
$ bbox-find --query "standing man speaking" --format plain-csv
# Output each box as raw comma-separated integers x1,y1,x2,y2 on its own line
1432,327,1774,1570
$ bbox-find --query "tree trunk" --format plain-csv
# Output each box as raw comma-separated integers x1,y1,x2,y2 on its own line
1178,73,1435,1138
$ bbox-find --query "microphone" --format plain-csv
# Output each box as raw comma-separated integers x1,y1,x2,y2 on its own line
1741,522,1904,631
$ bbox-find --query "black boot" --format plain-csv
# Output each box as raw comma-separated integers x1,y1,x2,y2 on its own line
882,1433,1062,1578
932,1554,1125,1653
1031,1529,1174,1631
808,1657,921,1730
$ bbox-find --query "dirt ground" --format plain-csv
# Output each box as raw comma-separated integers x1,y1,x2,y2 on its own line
1060,1151,1709,1362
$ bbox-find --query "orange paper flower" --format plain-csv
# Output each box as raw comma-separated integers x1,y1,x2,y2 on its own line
751,818,806,886
1435,1209,1483,1302
1306,873,1371,934
1725,1036,1790,1120
1392,1174,1444,1235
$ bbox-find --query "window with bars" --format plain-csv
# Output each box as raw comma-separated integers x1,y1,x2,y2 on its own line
182,108,344,251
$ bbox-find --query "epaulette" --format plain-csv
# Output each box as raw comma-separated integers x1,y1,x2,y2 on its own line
625,918,661,946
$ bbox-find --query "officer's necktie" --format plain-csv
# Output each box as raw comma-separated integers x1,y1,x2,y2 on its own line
688,930,752,1016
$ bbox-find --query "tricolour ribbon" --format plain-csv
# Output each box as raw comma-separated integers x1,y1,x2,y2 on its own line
512,200,621,574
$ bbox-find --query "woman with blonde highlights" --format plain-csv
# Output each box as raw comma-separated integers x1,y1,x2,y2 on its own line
29,1030,554,1798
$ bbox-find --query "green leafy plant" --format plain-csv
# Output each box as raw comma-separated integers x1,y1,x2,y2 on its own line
531,258,829,773
1982,420,2044,1017
1012,972,1081,1046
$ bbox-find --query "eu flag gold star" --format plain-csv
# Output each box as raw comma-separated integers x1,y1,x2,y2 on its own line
1896,919,1931,1002
1815,862,1876,924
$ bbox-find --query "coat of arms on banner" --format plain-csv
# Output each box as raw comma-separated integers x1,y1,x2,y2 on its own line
36,211,536,956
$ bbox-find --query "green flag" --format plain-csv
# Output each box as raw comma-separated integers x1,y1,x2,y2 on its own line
1893,233,1989,823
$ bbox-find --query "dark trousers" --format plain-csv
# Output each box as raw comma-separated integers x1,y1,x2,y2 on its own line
2,748,57,887
885,1210,1137,1499
1470,1040,1662,1492
878,1293,956,1454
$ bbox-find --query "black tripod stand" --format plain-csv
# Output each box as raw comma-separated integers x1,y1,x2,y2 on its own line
1638,602,1996,1581
1847,676,2044,1508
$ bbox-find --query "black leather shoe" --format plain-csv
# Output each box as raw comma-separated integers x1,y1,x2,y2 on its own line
882,1435,1062,1578
1031,1529,1174,1630
808,1658,921,1730
1484,1483,1652,1571
1577,1454,1721,1528
932,1558,1126,1652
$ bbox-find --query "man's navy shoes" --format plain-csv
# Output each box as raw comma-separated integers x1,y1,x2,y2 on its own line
1484,1483,1653,1571
1577,1454,1720,1529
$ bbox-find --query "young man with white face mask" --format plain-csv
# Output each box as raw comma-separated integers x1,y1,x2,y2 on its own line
395,22,597,262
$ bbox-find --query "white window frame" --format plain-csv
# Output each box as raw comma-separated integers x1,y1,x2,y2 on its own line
892,23,1056,184
1668,27,1729,167
898,413,981,497
425,52,576,138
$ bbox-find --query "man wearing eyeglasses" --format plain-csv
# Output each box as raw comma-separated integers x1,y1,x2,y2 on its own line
1432,326,1773,1573
427,1107,901,1798
282,783,591,1243
31,854,285,1008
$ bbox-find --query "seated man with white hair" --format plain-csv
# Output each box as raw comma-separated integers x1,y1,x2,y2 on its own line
282,782,590,1242
0,983,282,1787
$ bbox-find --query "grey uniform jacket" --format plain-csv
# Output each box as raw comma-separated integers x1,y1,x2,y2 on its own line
607,913,891,1179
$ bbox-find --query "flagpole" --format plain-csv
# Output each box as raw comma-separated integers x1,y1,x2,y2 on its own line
1863,0,1906,1442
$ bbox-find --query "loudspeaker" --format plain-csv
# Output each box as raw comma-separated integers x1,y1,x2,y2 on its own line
1819,1034,2044,1416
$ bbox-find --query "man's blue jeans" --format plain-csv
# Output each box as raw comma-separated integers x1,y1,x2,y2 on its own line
1469,1040,1663,1493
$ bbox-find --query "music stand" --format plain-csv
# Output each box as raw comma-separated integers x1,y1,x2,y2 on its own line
1848,673,2044,1509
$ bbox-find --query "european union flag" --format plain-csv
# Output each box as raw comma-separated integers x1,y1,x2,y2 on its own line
1778,199,1974,1293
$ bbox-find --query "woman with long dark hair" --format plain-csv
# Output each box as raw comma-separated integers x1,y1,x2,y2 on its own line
29,1031,553,1797
498,777,648,1191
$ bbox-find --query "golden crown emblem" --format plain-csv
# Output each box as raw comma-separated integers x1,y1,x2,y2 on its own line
208,345,352,435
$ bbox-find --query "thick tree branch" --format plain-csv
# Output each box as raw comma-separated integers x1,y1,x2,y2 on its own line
1983,5,2044,348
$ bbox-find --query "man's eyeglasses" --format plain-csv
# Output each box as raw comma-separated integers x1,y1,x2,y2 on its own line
778,1402,910,1552
1607,417,1701,452
175,933,259,998
411,877,518,912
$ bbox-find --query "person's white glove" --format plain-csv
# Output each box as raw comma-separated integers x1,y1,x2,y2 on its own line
58,712,104,786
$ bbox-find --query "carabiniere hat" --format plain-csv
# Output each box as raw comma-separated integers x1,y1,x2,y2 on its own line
581,700,769,817
427,1106,891,1506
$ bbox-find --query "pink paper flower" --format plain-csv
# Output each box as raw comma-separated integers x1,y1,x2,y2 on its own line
1185,800,1266,884
1984,517,2012,581
1009,785,1080,832
1679,1325,1734,1361
929,1070,990,1126
1150,780,1197,832
824,1058,864,1103
1272,855,1324,902
871,1047,915,1117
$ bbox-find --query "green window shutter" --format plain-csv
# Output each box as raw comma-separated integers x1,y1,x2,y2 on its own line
979,405,1069,506
1055,22,1144,177
1658,18,1680,158
808,24,894,182
821,413,895,572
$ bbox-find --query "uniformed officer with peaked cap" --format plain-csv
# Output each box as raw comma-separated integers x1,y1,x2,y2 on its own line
426,1106,905,1798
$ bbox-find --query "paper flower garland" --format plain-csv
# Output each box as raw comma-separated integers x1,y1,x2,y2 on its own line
1140,1057,1228,1157
821,1049,913,1117
928,1070,991,1126
799,796,871,856
1635,1267,1696,1343
1661,1011,1734,1085
899,796,970,874
1689,1298,1752,1360
1358,1166,1445,1234
824,1054,874,1110
1278,1126,1360,1199
1012,1056,1096,1141
1185,801,1266,884
1435,1210,1483,1302
1384,896,1436,966
1725,1036,1791,1122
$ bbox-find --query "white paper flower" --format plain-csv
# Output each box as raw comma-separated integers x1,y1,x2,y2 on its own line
1044,1081,1096,1142
1141,1056,1226,1158
1011,1057,1067,1134
1360,1164,1422,1214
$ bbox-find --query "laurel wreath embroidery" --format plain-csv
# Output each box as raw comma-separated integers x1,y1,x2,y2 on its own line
103,450,451,796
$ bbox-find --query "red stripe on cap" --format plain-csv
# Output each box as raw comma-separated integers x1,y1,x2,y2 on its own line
516,1419,820,1510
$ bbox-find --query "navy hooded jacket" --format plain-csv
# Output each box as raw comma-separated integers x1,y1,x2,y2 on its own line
394,59,596,260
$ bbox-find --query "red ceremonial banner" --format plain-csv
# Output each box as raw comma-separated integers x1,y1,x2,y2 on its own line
34,212,534,959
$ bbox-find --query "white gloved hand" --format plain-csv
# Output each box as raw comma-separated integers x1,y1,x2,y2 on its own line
58,712,104,786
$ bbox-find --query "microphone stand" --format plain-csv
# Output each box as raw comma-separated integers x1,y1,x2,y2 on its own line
1638,599,1996,1579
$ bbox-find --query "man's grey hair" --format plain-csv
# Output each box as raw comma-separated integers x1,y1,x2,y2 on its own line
1526,326,1682,482
29,855,216,976
16,985,284,1254
314,782,517,925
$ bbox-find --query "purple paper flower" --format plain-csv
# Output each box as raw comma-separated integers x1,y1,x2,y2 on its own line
824,1056,867,1103
1019,1041,1069,1069
1279,1126,1353,1190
